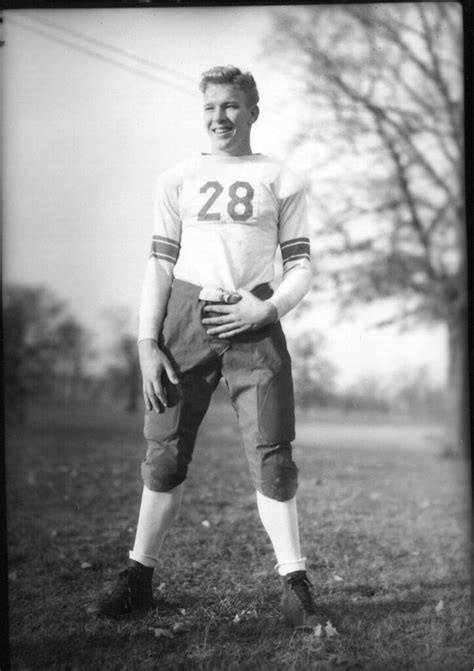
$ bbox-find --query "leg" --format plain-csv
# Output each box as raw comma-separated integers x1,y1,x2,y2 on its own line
223,325,303,565
256,489,337,631
141,369,219,492
222,321,298,503
97,367,220,617
255,490,306,575
129,483,184,568
136,367,220,559
223,324,334,631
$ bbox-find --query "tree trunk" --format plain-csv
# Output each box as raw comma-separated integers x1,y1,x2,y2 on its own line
444,315,470,458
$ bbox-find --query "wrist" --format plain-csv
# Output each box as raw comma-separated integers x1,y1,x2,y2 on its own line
265,299,279,323
138,338,159,352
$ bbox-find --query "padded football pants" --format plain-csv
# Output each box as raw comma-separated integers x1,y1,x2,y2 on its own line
141,279,298,501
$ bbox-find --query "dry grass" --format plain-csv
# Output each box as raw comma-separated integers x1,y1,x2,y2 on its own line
6,397,471,670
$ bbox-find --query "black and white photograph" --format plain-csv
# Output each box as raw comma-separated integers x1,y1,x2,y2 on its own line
2,3,471,669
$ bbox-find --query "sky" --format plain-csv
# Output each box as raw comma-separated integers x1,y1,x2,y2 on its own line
2,5,448,388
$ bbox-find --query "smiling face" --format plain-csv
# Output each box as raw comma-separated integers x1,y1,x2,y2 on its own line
203,84,259,156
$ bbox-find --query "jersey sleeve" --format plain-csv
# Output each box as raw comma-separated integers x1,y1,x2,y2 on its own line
267,170,312,319
138,172,182,342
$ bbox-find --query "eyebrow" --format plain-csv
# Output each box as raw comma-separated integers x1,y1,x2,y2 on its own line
204,100,240,107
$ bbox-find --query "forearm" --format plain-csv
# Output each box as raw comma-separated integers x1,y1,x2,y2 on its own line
266,264,311,320
137,258,174,343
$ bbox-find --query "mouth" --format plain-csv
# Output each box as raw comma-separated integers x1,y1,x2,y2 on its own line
212,127,233,136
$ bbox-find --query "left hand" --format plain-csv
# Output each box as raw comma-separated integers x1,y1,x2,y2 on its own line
202,289,278,338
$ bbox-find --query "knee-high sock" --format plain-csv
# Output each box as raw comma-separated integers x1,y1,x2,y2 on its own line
256,490,306,576
129,483,184,568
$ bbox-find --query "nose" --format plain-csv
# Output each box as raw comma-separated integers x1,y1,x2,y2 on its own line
212,105,227,123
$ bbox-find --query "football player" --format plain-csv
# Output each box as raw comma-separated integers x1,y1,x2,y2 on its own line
97,65,334,632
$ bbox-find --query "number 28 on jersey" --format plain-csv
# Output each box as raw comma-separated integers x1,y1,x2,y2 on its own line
197,180,256,224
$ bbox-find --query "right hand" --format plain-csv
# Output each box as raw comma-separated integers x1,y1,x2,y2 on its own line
138,339,179,413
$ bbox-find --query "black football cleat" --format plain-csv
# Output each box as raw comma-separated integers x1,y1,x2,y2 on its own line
96,562,154,617
281,570,337,634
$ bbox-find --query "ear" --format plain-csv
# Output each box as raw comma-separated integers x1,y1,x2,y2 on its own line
249,105,259,125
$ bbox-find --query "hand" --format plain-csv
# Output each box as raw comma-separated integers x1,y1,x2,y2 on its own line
202,289,278,338
138,339,179,413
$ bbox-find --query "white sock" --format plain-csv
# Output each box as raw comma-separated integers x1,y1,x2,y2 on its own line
256,490,306,576
129,483,184,568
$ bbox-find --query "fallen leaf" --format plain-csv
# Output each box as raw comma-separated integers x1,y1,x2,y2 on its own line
435,599,444,613
158,582,166,592
149,627,174,639
80,562,93,569
333,574,344,582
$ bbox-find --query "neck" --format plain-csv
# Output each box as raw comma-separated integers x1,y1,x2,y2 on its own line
212,140,253,157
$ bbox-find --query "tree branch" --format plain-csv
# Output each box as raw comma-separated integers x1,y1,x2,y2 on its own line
416,3,462,145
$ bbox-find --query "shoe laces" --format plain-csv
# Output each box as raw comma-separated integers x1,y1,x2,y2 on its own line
286,572,316,613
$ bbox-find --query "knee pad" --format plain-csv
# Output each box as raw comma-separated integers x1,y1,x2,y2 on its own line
259,445,298,501
141,440,187,492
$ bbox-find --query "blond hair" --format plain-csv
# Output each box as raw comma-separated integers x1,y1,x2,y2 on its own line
199,65,259,108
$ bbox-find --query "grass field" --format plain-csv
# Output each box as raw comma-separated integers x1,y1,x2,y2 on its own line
5,397,472,670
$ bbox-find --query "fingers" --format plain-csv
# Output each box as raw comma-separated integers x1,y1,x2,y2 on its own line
202,313,235,326
143,387,153,412
139,345,180,413
207,321,252,337
163,359,179,385
144,379,166,413
214,324,250,338
202,303,237,331
144,362,180,413
202,304,233,316
143,387,161,413
205,318,241,335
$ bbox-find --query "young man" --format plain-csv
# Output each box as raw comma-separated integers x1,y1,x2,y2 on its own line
98,65,332,632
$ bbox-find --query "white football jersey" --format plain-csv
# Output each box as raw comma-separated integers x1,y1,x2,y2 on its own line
139,153,311,342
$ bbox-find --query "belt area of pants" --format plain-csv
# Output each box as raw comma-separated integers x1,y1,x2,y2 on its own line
200,282,273,354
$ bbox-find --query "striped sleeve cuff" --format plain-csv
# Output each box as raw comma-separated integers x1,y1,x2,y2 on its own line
280,237,310,267
150,236,180,264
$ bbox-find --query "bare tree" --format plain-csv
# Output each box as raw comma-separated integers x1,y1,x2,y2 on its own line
52,316,92,401
100,307,140,412
266,3,466,455
287,330,337,408
3,285,91,419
